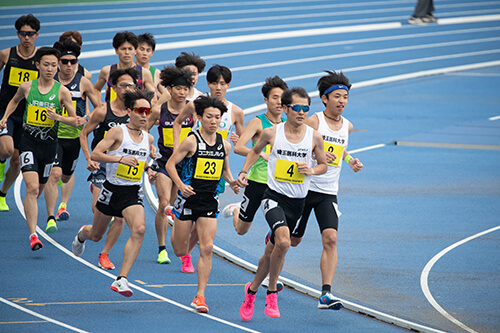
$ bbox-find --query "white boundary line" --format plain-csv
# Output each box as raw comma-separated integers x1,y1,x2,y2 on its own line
12,176,260,333
420,226,500,333
0,297,88,333
489,115,500,121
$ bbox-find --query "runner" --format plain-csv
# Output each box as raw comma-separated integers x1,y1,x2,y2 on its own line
0,14,40,212
147,65,193,265
0,47,77,250
174,52,205,101
236,87,327,320
79,68,139,270
166,95,239,313
72,89,157,297
294,71,363,310
135,33,165,95
43,39,102,233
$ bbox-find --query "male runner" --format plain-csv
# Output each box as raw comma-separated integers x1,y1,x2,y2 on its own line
0,14,40,211
94,31,154,102
72,89,157,297
43,39,102,233
166,95,239,313
135,33,164,94
0,47,77,250
80,68,139,270
174,52,205,101
294,70,363,310
147,65,194,265
236,87,327,320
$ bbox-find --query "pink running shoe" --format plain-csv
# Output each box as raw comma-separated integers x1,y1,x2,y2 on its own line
181,254,195,273
240,282,255,321
265,293,280,318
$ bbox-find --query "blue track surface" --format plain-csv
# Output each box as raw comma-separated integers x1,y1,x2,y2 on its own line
1,1,499,332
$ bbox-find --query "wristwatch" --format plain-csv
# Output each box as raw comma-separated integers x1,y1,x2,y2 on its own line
85,114,90,121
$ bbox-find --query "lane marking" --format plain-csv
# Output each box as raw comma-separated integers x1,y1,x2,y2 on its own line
0,297,88,333
14,300,165,307
13,177,260,333
438,14,500,25
394,141,500,150
489,115,500,121
0,320,49,324
420,225,500,333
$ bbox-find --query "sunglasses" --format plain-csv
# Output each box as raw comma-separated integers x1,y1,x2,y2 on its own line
60,58,78,65
18,31,37,37
287,104,310,112
117,82,136,89
133,107,151,115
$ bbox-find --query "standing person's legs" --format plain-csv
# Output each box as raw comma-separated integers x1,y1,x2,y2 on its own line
413,0,431,17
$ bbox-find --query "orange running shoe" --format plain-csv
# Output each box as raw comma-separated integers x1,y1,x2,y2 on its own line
191,295,208,313
98,253,115,270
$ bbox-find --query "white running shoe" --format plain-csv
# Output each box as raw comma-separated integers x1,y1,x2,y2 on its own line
72,225,86,257
222,203,239,218
261,276,284,292
110,278,133,297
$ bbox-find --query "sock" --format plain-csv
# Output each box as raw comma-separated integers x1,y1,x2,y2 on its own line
159,245,166,253
29,232,36,239
266,290,278,295
47,215,55,222
0,191,6,197
247,286,257,295
322,284,331,296
117,276,126,281
0,159,5,163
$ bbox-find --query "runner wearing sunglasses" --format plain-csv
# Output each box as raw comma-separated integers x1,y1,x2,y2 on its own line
79,68,139,270
0,14,40,212
146,65,194,267
41,39,103,234
72,89,157,297
237,87,327,320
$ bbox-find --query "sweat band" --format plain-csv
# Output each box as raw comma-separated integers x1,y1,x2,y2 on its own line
323,84,349,96
344,155,352,163
171,76,192,88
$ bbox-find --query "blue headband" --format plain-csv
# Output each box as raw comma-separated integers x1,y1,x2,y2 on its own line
323,84,349,96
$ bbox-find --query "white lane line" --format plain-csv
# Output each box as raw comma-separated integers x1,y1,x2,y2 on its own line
79,22,401,59
13,176,260,333
489,115,500,121
438,14,500,25
420,225,500,333
0,297,88,333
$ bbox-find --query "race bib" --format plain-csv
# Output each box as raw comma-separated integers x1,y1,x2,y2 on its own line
8,67,38,87
115,160,145,181
162,127,191,148
61,100,77,117
274,159,304,184
194,158,223,180
324,142,344,167
217,129,228,140
110,86,117,101
26,105,54,127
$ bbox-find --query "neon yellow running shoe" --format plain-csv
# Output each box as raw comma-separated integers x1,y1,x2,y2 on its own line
45,218,58,233
0,196,9,211
157,249,171,264
0,160,5,182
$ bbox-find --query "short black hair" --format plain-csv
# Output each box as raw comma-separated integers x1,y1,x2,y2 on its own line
59,31,83,46
317,70,351,97
112,31,138,49
206,64,231,84
138,33,156,51
36,47,60,62
193,95,227,117
175,52,206,73
160,65,194,88
53,39,81,58
281,87,311,106
15,14,40,32
111,67,139,86
124,90,154,110
262,76,288,98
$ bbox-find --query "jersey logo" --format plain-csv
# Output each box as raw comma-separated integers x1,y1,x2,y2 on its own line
217,144,223,150
49,94,56,101
71,83,77,89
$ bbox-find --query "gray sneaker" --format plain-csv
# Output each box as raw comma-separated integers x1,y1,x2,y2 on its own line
408,16,428,26
72,225,86,257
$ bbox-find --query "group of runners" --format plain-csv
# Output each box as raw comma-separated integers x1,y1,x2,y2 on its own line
0,14,363,319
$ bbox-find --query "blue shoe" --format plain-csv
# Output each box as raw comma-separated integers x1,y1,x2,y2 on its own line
318,293,343,310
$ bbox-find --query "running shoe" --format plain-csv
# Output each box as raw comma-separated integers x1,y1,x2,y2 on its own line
45,217,58,234
261,276,284,292
56,202,70,220
0,196,9,211
72,225,86,257
30,234,43,251
318,292,343,310
89,182,94,194
110,278,133,297
221,202,239,218
57,179,63,187
164,206,173,221
423,14,438,23
240,282,255,321
98,253,115,270
181,254,195,273
264,293,280,318
0,160,5,182
191,295,209,313
157,249,171,264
